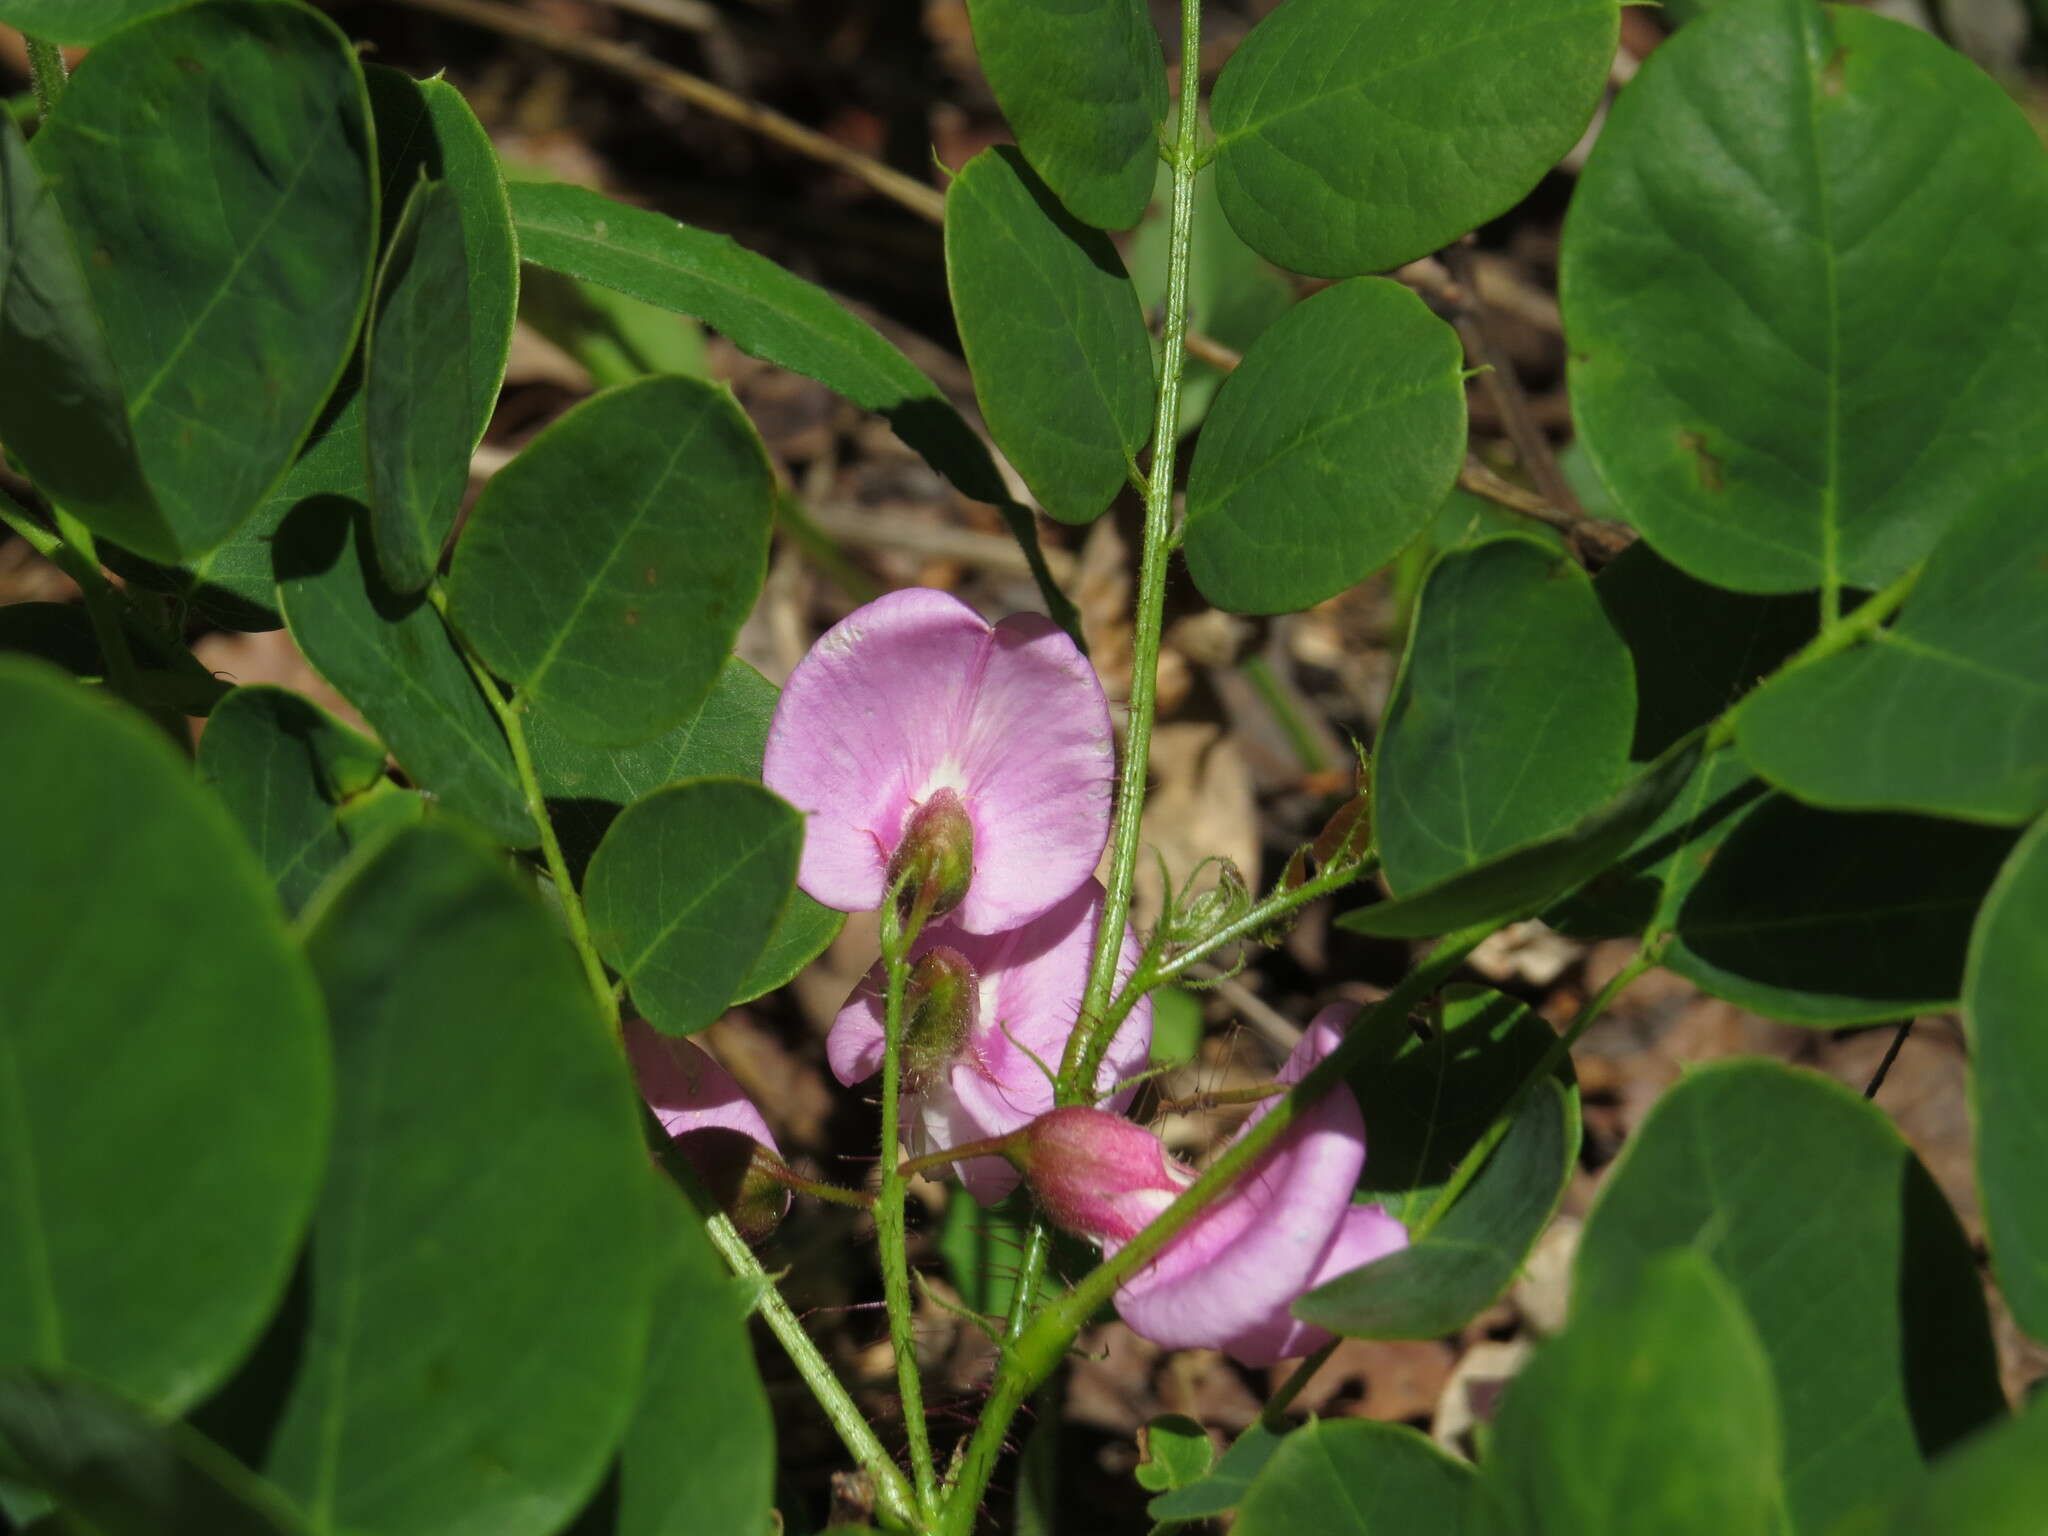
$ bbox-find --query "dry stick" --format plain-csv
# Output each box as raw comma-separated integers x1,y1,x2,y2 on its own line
1863,1019,1915,1100
396,0,947,221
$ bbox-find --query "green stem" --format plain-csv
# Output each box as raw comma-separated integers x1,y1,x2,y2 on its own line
941,924,1492,1534
1707,565,1919,752
1141,854,1378,991
1056,0,1207,1107
1410,942,1656,1244
667,1142,921,1532
878,901,940,1520
24,35,66,116
430,583,616,1023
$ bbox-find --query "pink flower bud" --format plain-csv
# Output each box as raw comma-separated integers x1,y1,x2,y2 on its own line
887,787,975,924
763,588,1114,935
1009,1106,1194,1243
828,879,1152,1203
901,945,979,1091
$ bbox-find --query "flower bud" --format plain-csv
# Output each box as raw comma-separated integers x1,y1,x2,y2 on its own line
1009,1107,1193,1245
1311,792,1371,870
901,945,979,1092
887,787,975,925
674,1127,791,1246
1161,859,1251,946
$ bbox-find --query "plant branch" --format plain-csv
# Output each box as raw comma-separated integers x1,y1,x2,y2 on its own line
1143,853,1379,991
429,584,617,1021
878,900,940,1520
1055,0,1205,1106
944,923,1493,1532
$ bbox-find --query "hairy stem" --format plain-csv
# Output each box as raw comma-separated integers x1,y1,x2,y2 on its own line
1058,0,1206,1105
943,924,1493,1532
878,903,940,1519
24,35,67,116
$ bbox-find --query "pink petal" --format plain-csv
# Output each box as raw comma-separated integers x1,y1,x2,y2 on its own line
763,589,995,917
1107,1011,1366,1358
762,591,1114,935
826,968,887,1087
1216,1201,1410,1367
947,614,1115,934
624,1020,780,1154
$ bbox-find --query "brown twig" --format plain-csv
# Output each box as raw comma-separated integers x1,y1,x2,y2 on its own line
1460,458,1632,559
394,0,948,222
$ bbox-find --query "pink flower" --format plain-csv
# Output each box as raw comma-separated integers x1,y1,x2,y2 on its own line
762,588,1114,935
828,880,1152,1203
1014,1006,1407,1366
625,1020,789,1241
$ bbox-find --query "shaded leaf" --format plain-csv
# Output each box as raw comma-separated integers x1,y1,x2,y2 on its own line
274,823,659,1536
1234,1420,1479,1536
529,657,842,1002
1962,816,2048,1342
274,504,529,847
0,660,328,1414
1182,279,1465,615
1666,800,2017,1024
1341,734,1703,939
445,375,774,748
1877,1394,2048,1536
0,115,158,554
1563,0,2048,593
945,146,1155,523
1737,475,2048,825
1375,535,1634,893
1134,1415,1213,1494
521,267,709,387
0,602,101,677
0,1371,303,1536
1211,0,1618,276
1486,1251,1782,1536
364,177,473,593
1146,1421,1285,1523
31,0,376,561
587,780,802,1036
198,683,421,915
964,0,1167,230
1575,1061,2004,1534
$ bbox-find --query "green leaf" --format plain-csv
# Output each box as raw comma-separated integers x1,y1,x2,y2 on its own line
446,375,775,748
521,267,710,388
1146,985,1203,1068
0,602,102,677
1486,1251,1783,1536
0,660,328,1413
114,65,519,630
1373,534,1636,893
528,657,842,1002
586,780,803,1036
1666,799,2018,1024
31,0,376,562
364,178,474,593
945,146,1155,524
1134,1414,1213,1495
1127,163,1292,436
1146,1421,1286,1523
275,822,659,1536
0,115,158,553
1574,1061,2004,1535
274,505,530,848
1233,1420,1480,1536
1340,734,1703,939
1737,477,2048,825
1592,541,1817,760
1298,1077,1576,1341
606,1184,775,1536
1210,0,1619,277
505,181,1084,639
0,1371,304,1536
1962,816,2048,1343
0,0,177,45
1182,278,1466,614
963,0,1167,230
197,683,422,916
1563,0,2048,594
1877,1394,2048,1536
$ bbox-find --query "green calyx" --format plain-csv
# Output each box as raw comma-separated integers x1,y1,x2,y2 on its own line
901,945,980,1092
888,786,976,929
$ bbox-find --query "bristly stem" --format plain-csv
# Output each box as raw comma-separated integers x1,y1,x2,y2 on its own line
25,35,67,116
1058,0,1207,1106
878,895,941,1520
